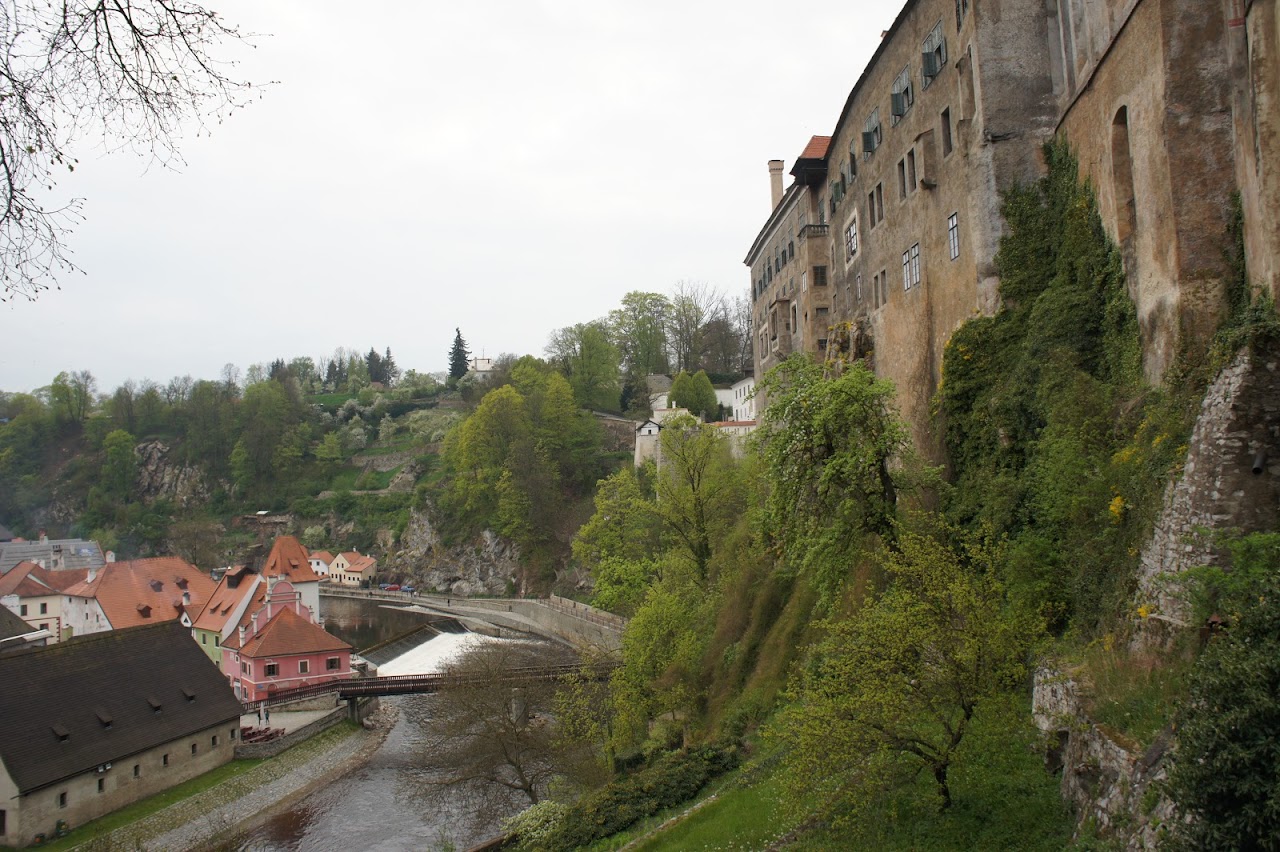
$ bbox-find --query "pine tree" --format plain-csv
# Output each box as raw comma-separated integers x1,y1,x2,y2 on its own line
449,329,471,383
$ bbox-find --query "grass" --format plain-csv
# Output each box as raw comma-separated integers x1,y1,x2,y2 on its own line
1080,636,1194,749
8,758,263,852
307,392,357,408
353,440,418,458
628,770,792,851
329,467,399,491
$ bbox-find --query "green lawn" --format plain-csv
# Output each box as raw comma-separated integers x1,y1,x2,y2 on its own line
629,771,792,851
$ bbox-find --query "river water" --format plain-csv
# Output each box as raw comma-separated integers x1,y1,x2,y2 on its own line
230,597,533,852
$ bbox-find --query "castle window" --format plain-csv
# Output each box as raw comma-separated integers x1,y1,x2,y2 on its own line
891,67,914,125
902,243,922,290
868,183,885,228
955,0,969,29
813,265,828,287
941,108,954,156
922,22,947,87
845,212,859,260
948,213,961,259
862,109,883,156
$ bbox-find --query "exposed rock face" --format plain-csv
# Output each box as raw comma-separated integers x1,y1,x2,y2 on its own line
134,440,212,507
1033,668,1178,849
384,505,517,596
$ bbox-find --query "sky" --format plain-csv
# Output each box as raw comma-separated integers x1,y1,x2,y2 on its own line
0,1,887,394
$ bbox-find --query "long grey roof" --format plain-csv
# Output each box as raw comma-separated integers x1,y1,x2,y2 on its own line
0,621,243,794
0,539,105,574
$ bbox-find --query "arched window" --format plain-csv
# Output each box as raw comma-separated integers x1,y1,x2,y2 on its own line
1111,106,1137,246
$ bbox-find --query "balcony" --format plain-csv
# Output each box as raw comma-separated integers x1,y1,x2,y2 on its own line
798,224,829,242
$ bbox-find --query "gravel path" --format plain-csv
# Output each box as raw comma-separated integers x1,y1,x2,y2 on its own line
73,705,397,852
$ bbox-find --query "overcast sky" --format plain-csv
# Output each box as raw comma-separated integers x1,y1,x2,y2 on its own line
1,1,887,394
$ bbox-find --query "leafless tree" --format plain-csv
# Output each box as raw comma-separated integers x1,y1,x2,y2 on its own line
0,1,259,300
667,280,726,374
414,640,592,831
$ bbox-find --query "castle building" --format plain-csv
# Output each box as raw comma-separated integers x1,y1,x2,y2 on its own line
748,0,1279,451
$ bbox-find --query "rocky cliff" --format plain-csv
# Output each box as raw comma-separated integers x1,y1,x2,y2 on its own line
134,439,213,507
382,505,519,596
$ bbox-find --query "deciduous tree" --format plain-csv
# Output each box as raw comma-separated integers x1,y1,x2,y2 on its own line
0,0,257,300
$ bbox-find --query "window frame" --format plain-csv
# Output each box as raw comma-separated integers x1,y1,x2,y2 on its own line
891,67,914,125
923,21,948,87
948,213,960,260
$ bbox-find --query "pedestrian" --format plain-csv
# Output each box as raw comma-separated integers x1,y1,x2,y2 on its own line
256,707,262,726
264,707,270,725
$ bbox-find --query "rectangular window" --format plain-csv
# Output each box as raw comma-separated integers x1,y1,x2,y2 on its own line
948,213,960,259
327,657,341,671
214,637,219,647
201,634,207,645
907,149,917,191
19,605,26,616
901,243,921,289
874,185,884,226
898,158,907,199
134,764,140,778
162,754,169,766
941,108,953,156
955,0,969,30
1,808,5,836
818,338,828,351
862,108,882,156
891,67,914,125
39,603,47,614
923,21,947,87
98,778,105,793
264,663,279,677
845,215,859,260
299,660,310,674
856,273,863,302
813,266,828,287
816,306,830,316
191,743,198,756
212,735,219,747
58,792,67,808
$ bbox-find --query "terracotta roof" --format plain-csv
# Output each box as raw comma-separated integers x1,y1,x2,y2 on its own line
798,135,832,160
261,536,319,583
223,606,350,658
0,561,56,597
309,551,334,565
0,621,242,795
192,573,265,635
338,554,376,575
70,557,215,630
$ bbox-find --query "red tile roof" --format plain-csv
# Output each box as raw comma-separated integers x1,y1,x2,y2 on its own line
798,135,832,160
223,606,350,658
309,551,335,566
262,536,320,583
70,557,215,630
192,573,265,635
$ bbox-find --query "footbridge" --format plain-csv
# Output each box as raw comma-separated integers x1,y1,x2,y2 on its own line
244,661,617,712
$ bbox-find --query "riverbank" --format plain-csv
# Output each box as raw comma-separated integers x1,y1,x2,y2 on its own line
66,703,398,852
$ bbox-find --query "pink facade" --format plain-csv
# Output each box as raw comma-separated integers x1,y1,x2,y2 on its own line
219,580,353,703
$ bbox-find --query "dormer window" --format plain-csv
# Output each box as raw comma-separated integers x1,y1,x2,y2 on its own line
147,697,162,713
175,578,188,590
136,604,152,618
149,580,163,592
182,687,196,702
95,709,113,729
52,724,70,741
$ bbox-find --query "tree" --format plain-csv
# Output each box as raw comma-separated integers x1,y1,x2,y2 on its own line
415,640,585,829
667,280,725,373
101,429,136,498
1,1,256,300
668,370,718,420
545,321,621,411
654,413,742,580
608,291,671,378
449,328,471,383
48,370,96,424
756,355,910,605
1169,533,1280,849
773,526,1038,818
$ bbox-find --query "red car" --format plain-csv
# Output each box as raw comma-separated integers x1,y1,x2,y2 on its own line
385,584,401,592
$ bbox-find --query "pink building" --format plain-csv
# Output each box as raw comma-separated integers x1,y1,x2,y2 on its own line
219,580,353,702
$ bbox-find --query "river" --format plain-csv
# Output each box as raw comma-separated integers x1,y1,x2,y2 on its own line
229,597,537,852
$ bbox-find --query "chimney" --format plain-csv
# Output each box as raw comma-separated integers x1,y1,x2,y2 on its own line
768,160,785,209
238,624,247,646
105,551,116,563
87,566,97,583
182,591,191,608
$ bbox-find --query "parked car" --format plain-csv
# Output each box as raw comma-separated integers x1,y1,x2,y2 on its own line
385,584,401,592
379,583,391,590
402,586,416,593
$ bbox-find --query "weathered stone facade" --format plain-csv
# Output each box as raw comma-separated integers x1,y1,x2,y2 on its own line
748,0,1278,454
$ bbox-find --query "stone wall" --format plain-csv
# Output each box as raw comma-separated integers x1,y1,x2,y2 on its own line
1133,342,1280,636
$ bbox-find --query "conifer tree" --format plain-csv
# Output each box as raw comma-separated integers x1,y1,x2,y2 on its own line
449,329,471,384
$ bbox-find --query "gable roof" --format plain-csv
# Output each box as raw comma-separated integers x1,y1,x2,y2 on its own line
308,550,335,565
69,557,215,630
260,536,319,584
0,604,34,641
192,572,265,635
223,606,350,658
0,621,242,795
335,553,376,574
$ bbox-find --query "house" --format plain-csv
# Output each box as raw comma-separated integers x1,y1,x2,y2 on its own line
308,551,335,579
731,376,756,423
0,621,243,848
634,419,662,467
328,551,377,587
0,537,104,575
0,562,108,644
0,603,48,654
257,536,321,620
67,557,215,632
220,580,353,702
190,566,266,671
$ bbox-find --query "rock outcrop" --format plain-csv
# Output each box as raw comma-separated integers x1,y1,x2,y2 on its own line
384,505,518,596
134,440,212,508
